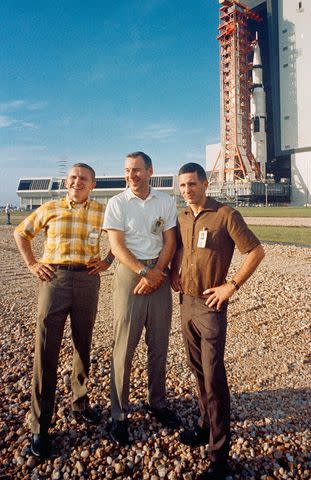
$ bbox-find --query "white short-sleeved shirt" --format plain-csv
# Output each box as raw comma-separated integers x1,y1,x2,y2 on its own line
103,187,177,259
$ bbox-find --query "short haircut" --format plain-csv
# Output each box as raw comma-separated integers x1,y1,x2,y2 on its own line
70,163,96,181
178,162,207,181
127,151,153,169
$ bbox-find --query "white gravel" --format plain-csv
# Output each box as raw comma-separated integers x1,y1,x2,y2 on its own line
0,225,310,479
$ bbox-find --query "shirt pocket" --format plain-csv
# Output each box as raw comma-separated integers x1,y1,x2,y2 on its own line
205,228,225,250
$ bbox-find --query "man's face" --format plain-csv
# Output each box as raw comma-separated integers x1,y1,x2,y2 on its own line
125,155,153,197
179,171,208,207
65,166,96,203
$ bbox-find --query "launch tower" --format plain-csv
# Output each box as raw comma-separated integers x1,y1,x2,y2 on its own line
208,0,263,197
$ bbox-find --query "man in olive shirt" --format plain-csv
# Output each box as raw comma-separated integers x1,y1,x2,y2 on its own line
14,163,113,457
171,163,265,480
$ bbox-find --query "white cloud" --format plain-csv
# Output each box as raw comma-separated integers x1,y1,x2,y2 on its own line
0,115,37,129
133,123,177,140
26,101,48,111
0,99,44,129
0,115,15,128
0,99,47,113
0,100,26,112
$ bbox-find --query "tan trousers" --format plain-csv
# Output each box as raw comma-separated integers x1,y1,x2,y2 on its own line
110,264,172,420
181,294,230,462
31,269,100,433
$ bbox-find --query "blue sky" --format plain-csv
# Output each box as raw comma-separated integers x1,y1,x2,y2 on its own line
1,0,220,204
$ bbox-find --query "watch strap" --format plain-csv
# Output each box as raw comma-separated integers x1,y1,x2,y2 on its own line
229,279,240,290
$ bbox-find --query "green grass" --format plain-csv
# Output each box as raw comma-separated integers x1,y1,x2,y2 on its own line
237,206,311,217
2,211,310,246
249,225,311,246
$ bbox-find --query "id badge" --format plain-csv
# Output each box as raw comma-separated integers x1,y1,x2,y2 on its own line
88,228,100,246
197,228,208,248
151,216,164,235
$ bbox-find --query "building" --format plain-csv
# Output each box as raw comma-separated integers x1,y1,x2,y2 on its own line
206,0,311,205
16,175,180,210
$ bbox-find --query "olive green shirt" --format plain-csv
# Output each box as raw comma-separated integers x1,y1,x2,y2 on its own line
177,197,261,297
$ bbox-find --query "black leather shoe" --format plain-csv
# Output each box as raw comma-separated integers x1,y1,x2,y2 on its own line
197,461,232,480
73,407,101,424
179,426,210,447
30,433,51,458
147,405,181,428
110,419,129,446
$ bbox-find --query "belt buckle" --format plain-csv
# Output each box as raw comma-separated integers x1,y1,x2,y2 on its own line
146,258,157,266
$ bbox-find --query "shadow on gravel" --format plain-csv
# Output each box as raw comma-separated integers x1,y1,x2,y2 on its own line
175,386,310,477
169,387,310,425
230,388,310,426
2,388,309,479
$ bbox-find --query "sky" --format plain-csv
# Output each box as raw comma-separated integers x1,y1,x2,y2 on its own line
1,0,220,204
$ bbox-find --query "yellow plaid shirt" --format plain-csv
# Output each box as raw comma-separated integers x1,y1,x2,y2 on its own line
15,196,105,265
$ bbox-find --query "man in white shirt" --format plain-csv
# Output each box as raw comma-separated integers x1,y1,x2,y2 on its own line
103,151,180,445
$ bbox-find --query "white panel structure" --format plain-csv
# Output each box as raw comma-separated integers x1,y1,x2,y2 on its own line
279,0,311,151
279,0,311,204
205,143,221,171
291,152,311,205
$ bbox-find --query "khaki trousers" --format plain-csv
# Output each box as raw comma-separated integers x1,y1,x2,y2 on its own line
111,264,172,420
181,294,230,462
31,269,100,434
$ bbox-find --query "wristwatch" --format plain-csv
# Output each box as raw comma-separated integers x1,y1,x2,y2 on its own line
229,279,240,290
104,255,114,265
138,266,149,277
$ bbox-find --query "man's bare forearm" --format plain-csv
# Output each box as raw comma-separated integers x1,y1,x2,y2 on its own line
170,247,183,292
156,228,176,271
108,230,145,274
14,231,56,280
14,231,37,266
231,244,265,287
171,247,183,274
204,244,265,310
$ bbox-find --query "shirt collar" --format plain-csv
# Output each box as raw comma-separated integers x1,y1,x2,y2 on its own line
65,194,90,210
125,186,158,201
184,197,219,216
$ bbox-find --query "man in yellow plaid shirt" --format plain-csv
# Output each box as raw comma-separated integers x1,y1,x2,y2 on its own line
14,163,113,457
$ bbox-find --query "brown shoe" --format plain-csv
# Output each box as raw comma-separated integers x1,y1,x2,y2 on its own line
179,426,210,447
73,407,101,425
197,461,232,480
147,405,181,428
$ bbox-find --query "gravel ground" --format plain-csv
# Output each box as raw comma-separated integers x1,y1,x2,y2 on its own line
0,225,310,480
244,218,311,227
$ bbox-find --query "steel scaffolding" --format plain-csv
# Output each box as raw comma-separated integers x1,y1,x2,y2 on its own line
209,0,262,189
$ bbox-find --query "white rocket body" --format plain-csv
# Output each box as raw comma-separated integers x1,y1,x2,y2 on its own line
250,34,267,179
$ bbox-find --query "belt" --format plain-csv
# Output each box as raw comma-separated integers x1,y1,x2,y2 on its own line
54,264,88,271
138,258,158,266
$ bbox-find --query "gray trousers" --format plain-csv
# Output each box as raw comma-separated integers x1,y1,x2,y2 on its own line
110,264,172,420
31,269,100,434
181,294,230,462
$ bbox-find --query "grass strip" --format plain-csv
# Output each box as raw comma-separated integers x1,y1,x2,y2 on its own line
237,207,311,218
249,225,311,246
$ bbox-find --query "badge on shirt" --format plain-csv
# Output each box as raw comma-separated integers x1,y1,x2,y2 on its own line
151,216,164,235
88,228,100,246
197,228,208,248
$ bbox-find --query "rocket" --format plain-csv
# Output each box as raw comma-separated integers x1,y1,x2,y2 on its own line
250,32,267,179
